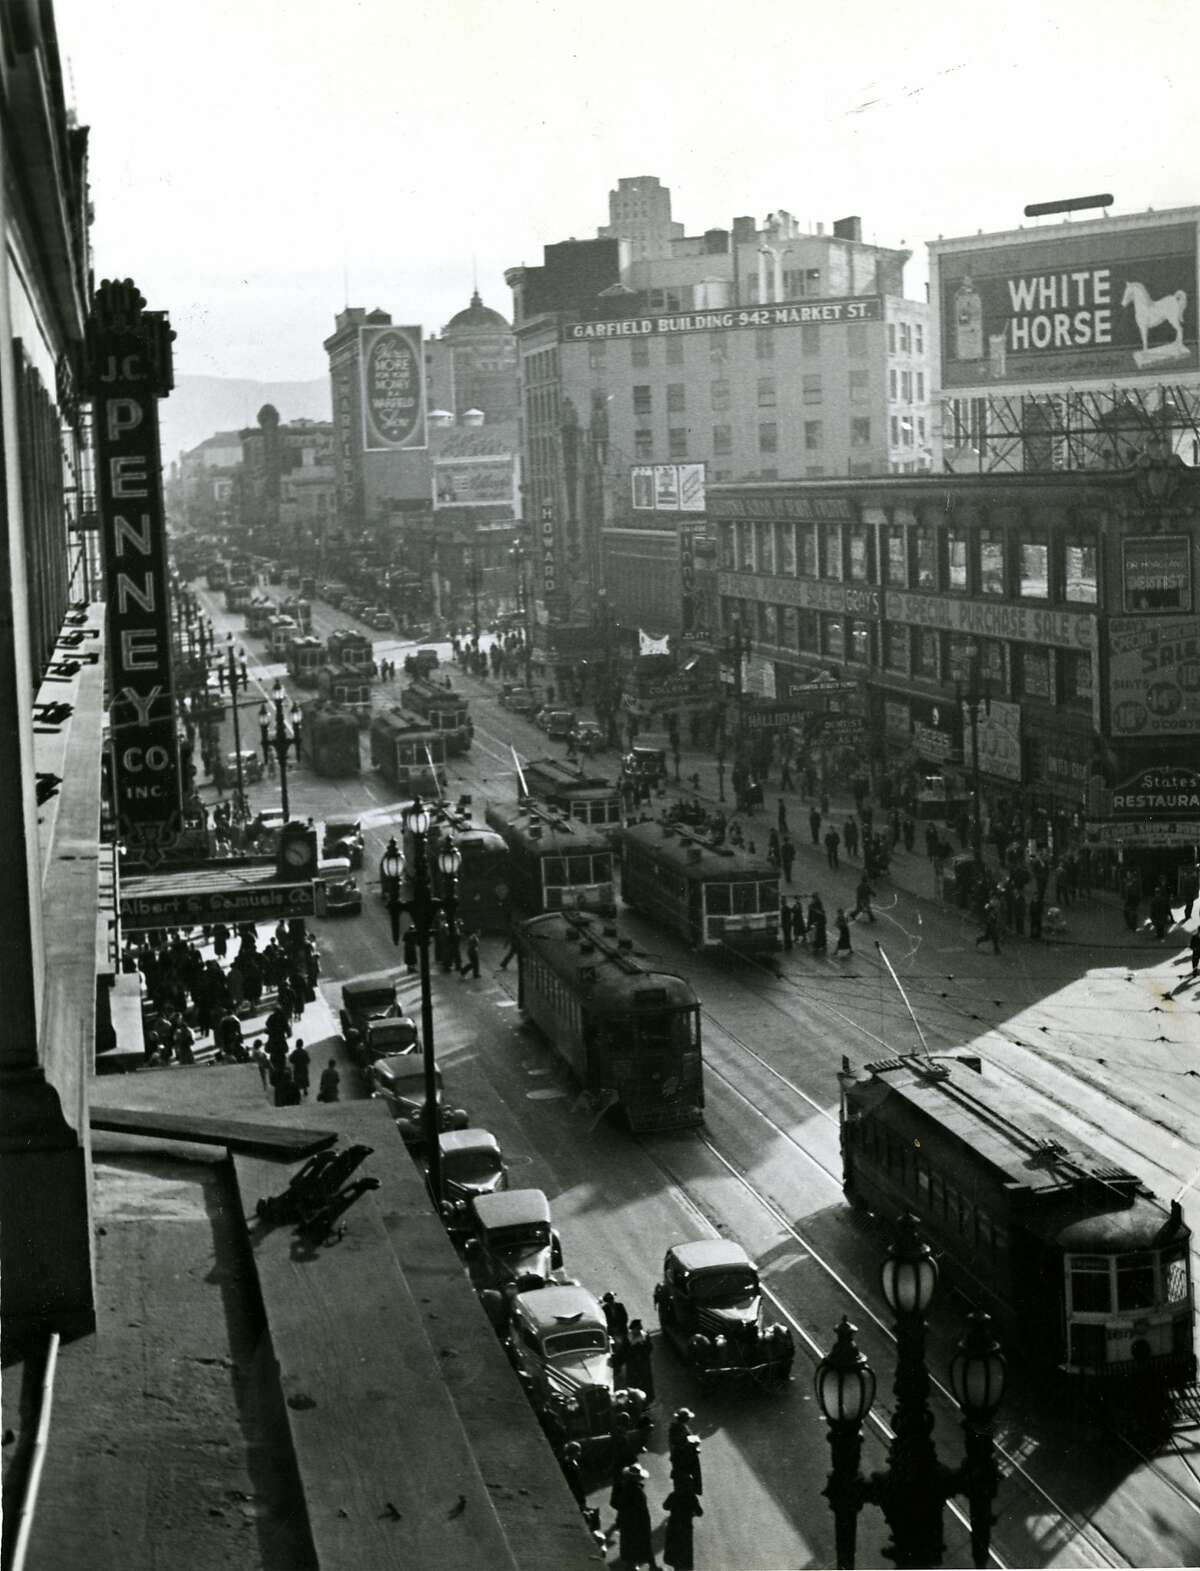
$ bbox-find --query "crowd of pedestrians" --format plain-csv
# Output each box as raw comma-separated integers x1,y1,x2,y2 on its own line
125,917,325,1097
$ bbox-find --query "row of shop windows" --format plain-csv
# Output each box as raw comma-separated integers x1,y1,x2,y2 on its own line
631,418,877,461
722,595,1093,706
720,518,1099,604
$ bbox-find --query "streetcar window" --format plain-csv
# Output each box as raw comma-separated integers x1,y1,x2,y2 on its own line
568,856,593,883
758,881,779,911
544,857,566,884
1116,1253,1156,1312
1069,1256,1112,1314
707,884,732,915
1162,1245,1190,1304
732,882,757,914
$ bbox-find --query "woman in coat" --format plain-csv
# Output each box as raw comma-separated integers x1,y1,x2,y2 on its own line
662,1487,703,1571
617,1466,657,1570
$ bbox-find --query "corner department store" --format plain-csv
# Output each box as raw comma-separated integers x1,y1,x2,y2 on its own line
709,465,1200,866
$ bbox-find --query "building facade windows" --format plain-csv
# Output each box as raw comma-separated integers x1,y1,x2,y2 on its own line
668,427,688,458
824,616,844,659
980,529,1006,595
884,526,906,585
1065,535,1098,602
820,522,842,580
777,521,796,575
848,619,871,663
737,521,753,570
847,323,868,357
848,524,870,581
756,331,774,360
635,427,653,460
884,623,910,672
666,337,684,365
1019,645,1053,699
1019,530,1049,598
803,373,822,404
915,526,937,589
711,379,730,411
798,608,820,650
798,523,817,577
805,419,822,450
802,324,820,355
947,528,968,591
632,340,650,368
915,628,939,679
850,416,871,447
1062,650,1092,706
754,521,774,574
588,343,607,372
757,376,776,407
850,369,869,404
758,421,778,453
888,323,897,353
713,423,732,455
633,384,652,415
667,382,686,413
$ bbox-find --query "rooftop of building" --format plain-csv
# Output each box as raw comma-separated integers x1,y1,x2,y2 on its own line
445,290,510,333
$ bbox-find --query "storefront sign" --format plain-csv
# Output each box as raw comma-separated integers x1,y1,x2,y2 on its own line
361,325,426,450
87,278,183,863
885,588,1094,650
632,462,707,513
1085,820,1200,849
936,220,1199,388
540,502,557,596
1039,740,1090,792
717,572,882,617
709,494,854,523
1108,613,1200,736
1121,534,1192,613
963,696,1022,782
330,362,360,522
883,699,911,739
121,879,317,929
911,696,958,762
1112,765,1200,817
565,296,881,341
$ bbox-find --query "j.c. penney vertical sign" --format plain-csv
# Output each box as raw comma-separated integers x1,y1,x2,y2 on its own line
86,279,183,861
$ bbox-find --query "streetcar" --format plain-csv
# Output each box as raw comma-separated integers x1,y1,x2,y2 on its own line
515,910,703,1132
206,559,228,590
519,757,623,836
301,700,361,777
287,635,326,687
485,802,616,917
327,627,374,674
404,798,511,932
616,821,780,954
280,595,313,633
370,709,446,796
224,580,253,613
402,675,472,754
316,663,372,724
266,614,299,656
839,1053,1196,1395
245,597,277,638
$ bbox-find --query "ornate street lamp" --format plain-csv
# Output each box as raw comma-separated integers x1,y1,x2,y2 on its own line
225,634,250,819
380,802,462,1208
814,1213,1005,1569
270,681,299,822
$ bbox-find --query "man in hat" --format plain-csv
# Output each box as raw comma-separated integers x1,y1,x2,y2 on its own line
619,1318,655,1401
601,1290,629,1348
670,1433,703,1496
667,1408,695,1454
662,1482,703,1571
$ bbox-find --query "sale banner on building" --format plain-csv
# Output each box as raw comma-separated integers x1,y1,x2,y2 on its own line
361,325,426,450
1108,613,1200,736
962,697,1022,782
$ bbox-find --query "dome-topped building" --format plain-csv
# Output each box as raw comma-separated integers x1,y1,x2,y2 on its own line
425,287,518,426
446,290,511,334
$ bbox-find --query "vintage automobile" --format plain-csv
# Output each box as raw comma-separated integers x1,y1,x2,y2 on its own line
622,745,669,789
339,977,418,1064
653,1239,794,1387
322,817,365,868
505,1283,649,1457
569,719,605,754
316,856,362,917
365,1053,469,1146
464,1188,564,1291
227,748,263,785
498,684,538,715
537,707,577,739
436,1129,508,1239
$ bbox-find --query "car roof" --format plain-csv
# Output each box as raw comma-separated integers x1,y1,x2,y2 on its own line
440,1127,501,1159
669,1239,755,1274
514,1284,602,1331
472,1187,550,1227
343,977,396,1000
324,819,361,836
376,1055,436,1084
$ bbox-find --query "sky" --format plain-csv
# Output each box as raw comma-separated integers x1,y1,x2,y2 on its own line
54,0,1200,385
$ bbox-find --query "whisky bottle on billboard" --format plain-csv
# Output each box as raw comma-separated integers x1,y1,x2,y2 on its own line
953,274,984,361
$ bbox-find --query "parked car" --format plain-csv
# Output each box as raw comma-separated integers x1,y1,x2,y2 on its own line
250,807,286,851
370,610,394,632
653,1239,794,1387
322,818,365,868
538,708,577,739
317,856,362,916
413,647,440,673
504,1284,649,1456
340,977,418,1064
499,685,538,714
569,719,604,753
437,1130,508,1240
622,745,669,789
228,748,263,785
464,1188,563,1291
364,1054,469,1145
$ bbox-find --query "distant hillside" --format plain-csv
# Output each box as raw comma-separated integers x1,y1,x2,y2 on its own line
160,375,331,464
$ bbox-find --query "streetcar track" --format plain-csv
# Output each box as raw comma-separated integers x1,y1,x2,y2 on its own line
643,1125,1125,1570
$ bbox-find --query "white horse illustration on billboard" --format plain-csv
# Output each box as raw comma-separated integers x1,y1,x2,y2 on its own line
1122,279,1188,355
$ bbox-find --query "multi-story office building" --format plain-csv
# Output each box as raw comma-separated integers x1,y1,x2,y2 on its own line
929,205,1200,473
711,456,1200,875
425,291,518,426
1,0,105,1342
506,179,931,641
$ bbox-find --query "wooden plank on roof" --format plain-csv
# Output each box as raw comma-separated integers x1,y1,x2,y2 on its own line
90,1106,336,1158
